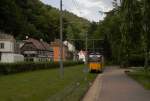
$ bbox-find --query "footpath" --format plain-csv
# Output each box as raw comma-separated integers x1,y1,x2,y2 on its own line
82,66,150,101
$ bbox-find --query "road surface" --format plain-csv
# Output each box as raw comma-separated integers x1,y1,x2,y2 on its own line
82,66,150,101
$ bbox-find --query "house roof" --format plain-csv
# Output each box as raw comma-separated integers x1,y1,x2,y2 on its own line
24,38,51,50
40,41,51,50
0,32,15,41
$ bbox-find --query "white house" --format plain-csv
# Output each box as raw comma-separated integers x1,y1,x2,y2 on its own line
78,50,87,62
63,41,75,52
63,40,78,61
0,32,24,63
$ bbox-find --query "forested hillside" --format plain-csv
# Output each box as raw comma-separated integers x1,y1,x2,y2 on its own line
0,0,89,42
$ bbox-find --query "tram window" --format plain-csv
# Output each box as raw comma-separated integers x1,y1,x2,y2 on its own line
88,55,101,62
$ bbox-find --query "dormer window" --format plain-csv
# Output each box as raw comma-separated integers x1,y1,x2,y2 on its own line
0,43,4,49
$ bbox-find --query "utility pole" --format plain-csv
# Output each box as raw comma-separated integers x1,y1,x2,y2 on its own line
93,40,95,52
59,0,64,78
85,32,88,71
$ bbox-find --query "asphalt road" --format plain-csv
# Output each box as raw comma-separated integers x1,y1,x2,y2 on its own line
82,66,150,101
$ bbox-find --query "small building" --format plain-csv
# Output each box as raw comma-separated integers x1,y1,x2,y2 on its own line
63,41,75,52
63,40,77,61
21,38,53,62
78,50,87,62
0,32,24,63
50,39,70,62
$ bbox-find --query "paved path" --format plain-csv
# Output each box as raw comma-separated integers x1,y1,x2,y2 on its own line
82,66,150,101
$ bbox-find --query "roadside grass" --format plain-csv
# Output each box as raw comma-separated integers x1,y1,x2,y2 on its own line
0,65,97,101
127,69,150,90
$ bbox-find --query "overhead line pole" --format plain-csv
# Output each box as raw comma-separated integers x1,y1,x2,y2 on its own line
60,0,64,78
93,40,95,52
84,32,88,73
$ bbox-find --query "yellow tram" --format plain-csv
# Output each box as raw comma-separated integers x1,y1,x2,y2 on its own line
88,52,104,72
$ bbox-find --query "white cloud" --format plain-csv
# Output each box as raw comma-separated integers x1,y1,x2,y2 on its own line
41,0,115,22
67,0,114,21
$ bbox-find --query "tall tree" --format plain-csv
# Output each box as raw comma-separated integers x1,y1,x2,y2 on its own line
120,0,141,67
142,0,150,70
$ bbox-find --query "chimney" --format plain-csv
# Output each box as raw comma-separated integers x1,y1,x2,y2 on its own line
40,38,43,42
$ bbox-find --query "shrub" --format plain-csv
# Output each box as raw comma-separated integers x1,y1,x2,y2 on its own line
128,54,145,67
128,54,150,66
0,61,83,75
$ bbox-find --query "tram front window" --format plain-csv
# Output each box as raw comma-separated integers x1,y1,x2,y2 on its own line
88,54,101,62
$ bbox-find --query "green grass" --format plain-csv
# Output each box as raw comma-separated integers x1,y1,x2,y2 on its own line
0,65,97,101
127,69,150,90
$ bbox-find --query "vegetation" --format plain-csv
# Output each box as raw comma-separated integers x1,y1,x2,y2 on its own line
0,65,97,101
0,0,89,49
127,69,150,89
87,0,150,69
0,61,82,75
142,0,150,70
119,0,141,67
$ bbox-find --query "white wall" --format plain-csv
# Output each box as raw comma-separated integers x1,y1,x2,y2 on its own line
0,53,24,63
64,41,75,52
13,54,24,62
0,41,14,52
78,52,86,62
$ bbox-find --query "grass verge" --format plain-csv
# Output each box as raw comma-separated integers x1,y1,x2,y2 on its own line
127,69,150,90
0,65,97,101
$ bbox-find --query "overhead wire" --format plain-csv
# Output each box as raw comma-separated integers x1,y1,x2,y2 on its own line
62,0,84,23
71,0,82,15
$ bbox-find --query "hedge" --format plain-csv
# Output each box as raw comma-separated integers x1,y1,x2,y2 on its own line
0,61,83,75
127,54,150,67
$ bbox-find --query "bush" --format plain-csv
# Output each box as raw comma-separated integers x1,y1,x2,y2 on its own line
128,54,150,66
0,61,83,75
128,54,145,67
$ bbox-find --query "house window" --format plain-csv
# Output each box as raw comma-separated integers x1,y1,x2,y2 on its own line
0,43,4,49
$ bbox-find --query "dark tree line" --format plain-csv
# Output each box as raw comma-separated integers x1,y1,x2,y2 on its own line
0,0,89,45
88,0,150,69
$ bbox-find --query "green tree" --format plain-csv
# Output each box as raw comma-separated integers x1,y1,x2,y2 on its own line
142,0,150,70
0,0,90,44
120,0,141,67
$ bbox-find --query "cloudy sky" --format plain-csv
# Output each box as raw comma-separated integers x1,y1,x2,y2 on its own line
40,0,115,22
